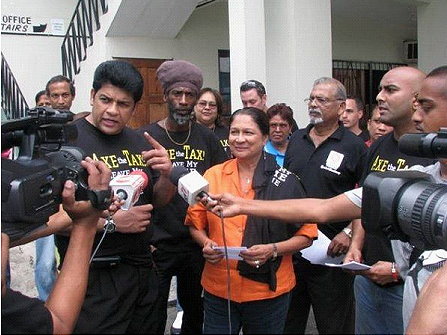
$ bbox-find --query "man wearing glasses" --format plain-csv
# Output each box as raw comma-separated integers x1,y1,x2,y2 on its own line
283,77,367,334
240,79,299,132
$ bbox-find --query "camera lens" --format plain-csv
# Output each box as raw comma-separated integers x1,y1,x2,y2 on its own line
397,181,447,250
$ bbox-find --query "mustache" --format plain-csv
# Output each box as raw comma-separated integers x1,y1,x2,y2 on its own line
308,108,322,117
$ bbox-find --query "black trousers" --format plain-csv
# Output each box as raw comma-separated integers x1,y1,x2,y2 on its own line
151,246,205,334
284,256,355,334
74,262,159,334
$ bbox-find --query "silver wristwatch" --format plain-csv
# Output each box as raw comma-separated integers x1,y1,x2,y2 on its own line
342,227,352,238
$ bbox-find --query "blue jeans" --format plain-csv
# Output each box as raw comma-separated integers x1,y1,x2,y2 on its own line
203,291,290,334
35,235,57,301
354,275,404,334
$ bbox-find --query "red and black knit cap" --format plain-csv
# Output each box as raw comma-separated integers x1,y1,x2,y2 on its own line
156,60,203,96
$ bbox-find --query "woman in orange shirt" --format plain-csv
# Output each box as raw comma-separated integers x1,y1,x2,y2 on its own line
185,107,317,334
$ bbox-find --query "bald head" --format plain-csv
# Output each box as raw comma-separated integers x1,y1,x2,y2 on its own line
376,66,426,135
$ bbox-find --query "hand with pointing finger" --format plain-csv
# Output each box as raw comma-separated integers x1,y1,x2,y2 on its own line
141,131,172,176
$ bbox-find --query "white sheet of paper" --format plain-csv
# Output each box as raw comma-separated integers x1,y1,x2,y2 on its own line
300,230,344,265
325,261,371,271
212,246,247,260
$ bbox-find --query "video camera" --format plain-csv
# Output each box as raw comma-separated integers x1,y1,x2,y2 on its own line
1,107,88,242
362,129,447,250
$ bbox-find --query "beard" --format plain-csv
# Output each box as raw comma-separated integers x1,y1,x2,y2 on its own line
168,102,193,126
309,108,323,125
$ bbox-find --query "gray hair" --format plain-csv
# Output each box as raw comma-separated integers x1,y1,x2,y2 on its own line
313,77,347,101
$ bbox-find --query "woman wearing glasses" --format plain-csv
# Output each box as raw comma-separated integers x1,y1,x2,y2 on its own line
186,107,317,334
194,88,230,156
264,103,295,167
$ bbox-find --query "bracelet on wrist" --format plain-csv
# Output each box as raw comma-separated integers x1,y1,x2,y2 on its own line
391,262,399,281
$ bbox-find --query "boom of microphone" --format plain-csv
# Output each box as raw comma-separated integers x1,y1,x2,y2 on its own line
399,131,447,158
110,170,149,210
169,166,210,205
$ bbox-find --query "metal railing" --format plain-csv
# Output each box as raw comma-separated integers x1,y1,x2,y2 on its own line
61,0,108,80
1,52,29,120
333,60,406,114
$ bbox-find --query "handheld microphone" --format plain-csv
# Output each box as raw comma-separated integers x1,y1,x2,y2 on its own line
399,130,447,158
169,166,210,205
110,170,149,210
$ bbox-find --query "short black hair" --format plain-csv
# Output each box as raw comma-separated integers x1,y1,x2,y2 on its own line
240,80,266,97
267,103,294,127
346,95,364,111
92,60,144,103
46,75,75,96
230,107,269,136
35,90,47,105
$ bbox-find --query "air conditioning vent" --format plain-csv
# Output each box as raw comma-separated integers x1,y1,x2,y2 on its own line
403,40,418,63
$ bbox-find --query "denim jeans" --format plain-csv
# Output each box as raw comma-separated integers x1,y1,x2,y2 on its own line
354,275,404,334
203,291,291,334
35,235,57,301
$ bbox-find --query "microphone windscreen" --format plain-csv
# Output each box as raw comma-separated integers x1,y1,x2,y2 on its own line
169,166,189,186
130,170,149,189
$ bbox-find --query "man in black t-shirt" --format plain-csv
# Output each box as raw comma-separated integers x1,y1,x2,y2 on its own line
139,60,228,334
53,60,175,334
284,77,366,334
344,66,432,334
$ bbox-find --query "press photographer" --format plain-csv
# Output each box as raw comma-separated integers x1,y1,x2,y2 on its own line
2,156,117,334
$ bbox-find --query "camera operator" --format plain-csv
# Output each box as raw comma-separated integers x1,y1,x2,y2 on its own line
397,65,447,331
2,157,117,334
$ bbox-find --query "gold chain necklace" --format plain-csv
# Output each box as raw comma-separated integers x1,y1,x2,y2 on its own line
163,120,192,146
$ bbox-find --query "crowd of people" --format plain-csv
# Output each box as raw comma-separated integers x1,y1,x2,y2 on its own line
2,58,447,335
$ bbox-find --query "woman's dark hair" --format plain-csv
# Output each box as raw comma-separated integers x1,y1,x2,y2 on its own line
196,87,225,126
230,107,269,136
266,103,294,126
92,60,144,103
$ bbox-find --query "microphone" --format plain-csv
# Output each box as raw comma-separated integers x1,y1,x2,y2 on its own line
399,130,447,158
169,166,210,205
110,170,149,210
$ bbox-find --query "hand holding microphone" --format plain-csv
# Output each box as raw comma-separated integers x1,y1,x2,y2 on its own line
108,171,152,233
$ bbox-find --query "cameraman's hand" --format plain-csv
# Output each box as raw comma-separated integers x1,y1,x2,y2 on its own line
112,204,153,233
63,157,118,222
327,232,350,257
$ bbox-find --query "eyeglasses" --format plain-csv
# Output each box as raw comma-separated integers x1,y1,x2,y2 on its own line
269,122,290,130
197,100,217,110
304,96,344,106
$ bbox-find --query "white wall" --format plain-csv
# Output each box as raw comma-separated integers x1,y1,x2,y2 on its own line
71,1,229,113
1,0,78,107
417,0,447,73
331,4,416,63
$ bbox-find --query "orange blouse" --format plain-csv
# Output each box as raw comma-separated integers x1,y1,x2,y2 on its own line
185,159,317,303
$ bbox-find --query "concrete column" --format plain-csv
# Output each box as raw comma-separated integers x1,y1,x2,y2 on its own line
228,0,267,111
265,0,332,127
228,0,332,126
417,0,447,73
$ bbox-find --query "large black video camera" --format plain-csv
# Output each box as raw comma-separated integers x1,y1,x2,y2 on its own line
362,129,447,250
1,107,88,242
